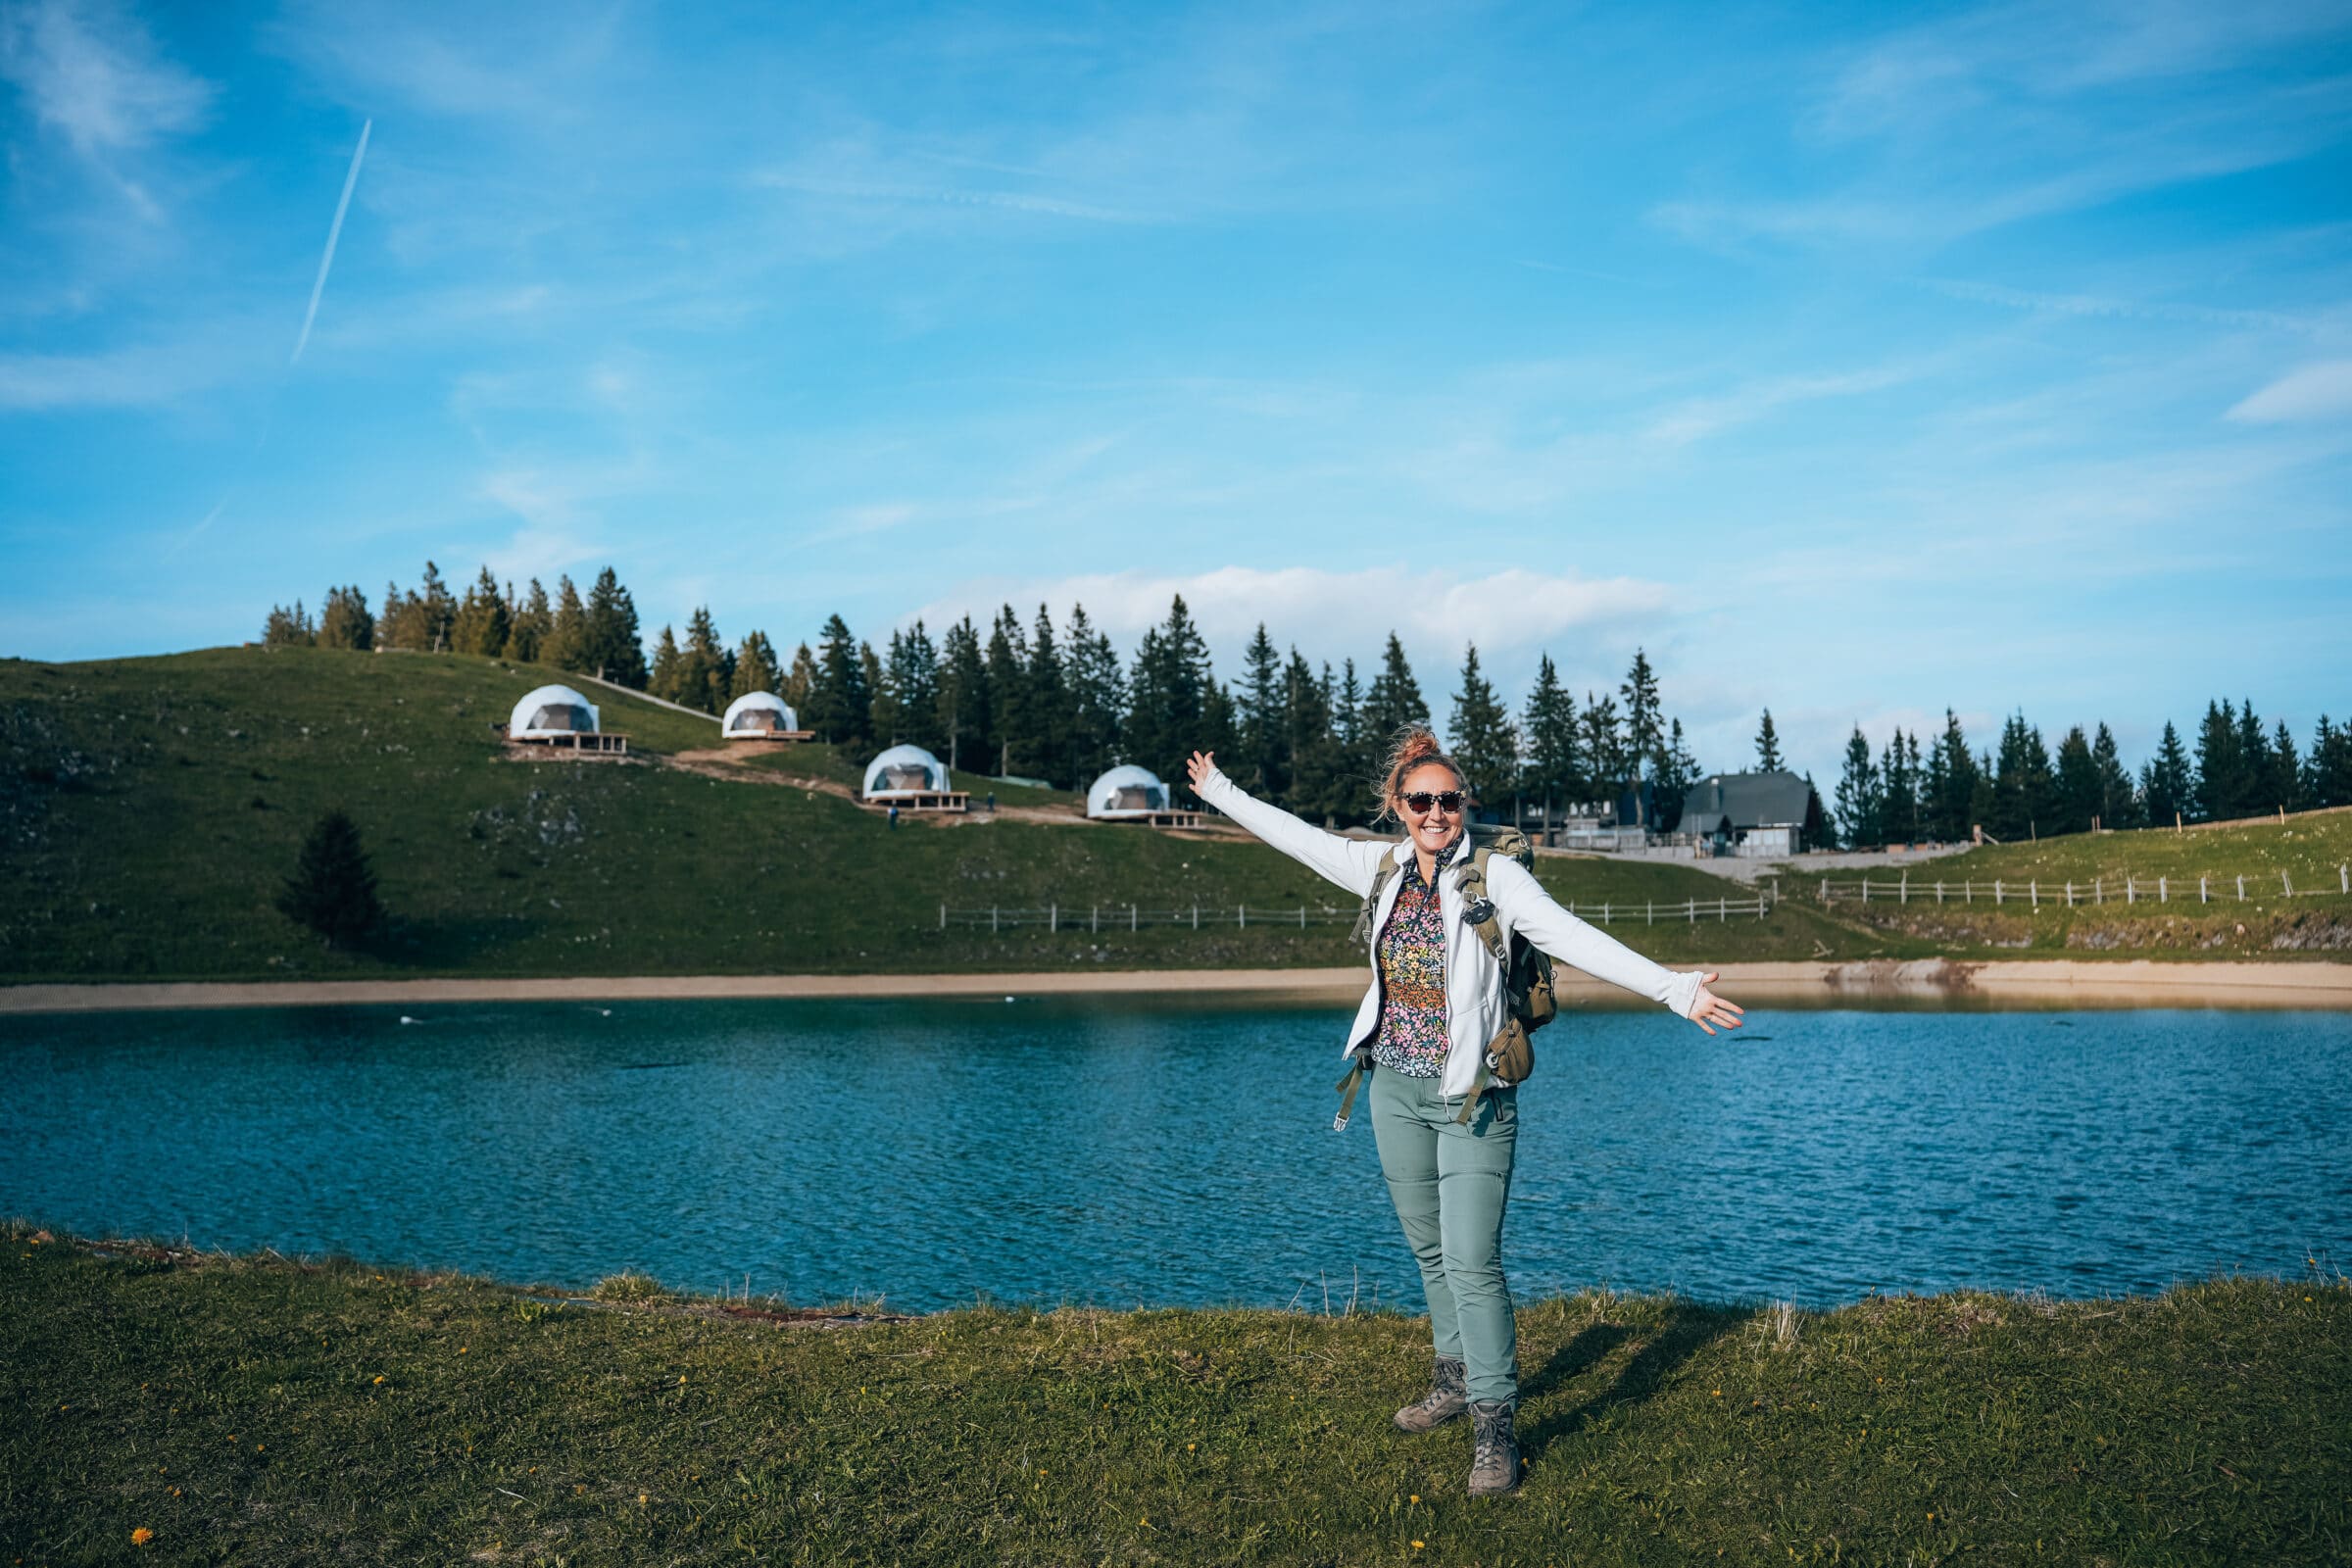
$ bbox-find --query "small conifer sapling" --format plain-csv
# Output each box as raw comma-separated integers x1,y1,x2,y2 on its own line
277,808,385,945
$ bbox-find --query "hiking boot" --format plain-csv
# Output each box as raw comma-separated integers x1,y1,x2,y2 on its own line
1467,1399,1521,1497
1392,1355,1467,1433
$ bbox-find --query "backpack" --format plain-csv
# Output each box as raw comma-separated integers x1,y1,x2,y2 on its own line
1333,824,1558,1131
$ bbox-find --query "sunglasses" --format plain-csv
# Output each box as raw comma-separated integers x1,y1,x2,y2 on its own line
1400,790,1464,814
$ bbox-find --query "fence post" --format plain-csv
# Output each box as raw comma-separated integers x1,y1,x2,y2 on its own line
1719,896,1727,922
1299,904,1306,928
1862,879,1870,905
1901,872,1908,905
2201,877,2208,904
1603,902,1610,924
2236,875,2245,901
1132,905,1138,932
1937,880,1945,905
1239,904,1247,929
2342,864,2349,895
2065,881,2073,906
2031,880,2037,908
1050,902,1057,933
1688,899,1696,924
2283,871,2293,896
992,906,1000,933
2126,877,2133,905
1092,905,1100,933
1966,881,1973,905
2094,877,2101,905
1646,900,1653,925
940,904,947,930
2159,877,2166,904
1192,903,1199,930
1995,879,2002,906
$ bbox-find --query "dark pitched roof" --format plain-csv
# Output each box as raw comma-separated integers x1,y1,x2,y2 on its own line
1680,769,1812,831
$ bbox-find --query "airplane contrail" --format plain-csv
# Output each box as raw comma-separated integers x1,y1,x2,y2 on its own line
291,118,371,365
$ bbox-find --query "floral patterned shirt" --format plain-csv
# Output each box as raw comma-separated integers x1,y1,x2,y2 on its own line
1372,852,1450,1077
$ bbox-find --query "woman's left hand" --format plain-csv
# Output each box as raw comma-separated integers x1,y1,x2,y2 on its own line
1685,973,1744,1035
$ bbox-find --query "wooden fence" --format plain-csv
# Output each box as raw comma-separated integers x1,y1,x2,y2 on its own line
940,893,1774,933
1814,864,2352,911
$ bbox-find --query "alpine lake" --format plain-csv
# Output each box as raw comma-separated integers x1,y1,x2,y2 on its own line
4,997,2346,1310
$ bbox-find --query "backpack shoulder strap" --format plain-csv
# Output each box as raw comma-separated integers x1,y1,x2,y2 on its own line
1452,847,1509,965
1348,853,1404,948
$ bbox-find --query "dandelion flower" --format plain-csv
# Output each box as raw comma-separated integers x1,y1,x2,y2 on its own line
1409,1494,1419,1504
131,1527,155,1545
1413,1542,1426,1550
639,1493,649,1505
372,1376,384,1386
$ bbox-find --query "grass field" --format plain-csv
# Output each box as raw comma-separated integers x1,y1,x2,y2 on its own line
0,646,1866,982
1785,815,2352,956
4,1221,2344,1565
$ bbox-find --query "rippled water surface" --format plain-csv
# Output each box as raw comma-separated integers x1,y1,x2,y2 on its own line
4,1000,2347,1310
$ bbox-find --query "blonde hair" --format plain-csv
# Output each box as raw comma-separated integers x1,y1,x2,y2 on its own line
1374,724,1467,825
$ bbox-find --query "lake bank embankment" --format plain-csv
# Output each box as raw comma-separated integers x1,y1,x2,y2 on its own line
6,956,2349,1013
5,1221,2344,1565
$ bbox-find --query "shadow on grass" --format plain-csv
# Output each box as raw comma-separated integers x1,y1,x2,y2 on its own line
1519,1302,1751,1462
351,914,537,970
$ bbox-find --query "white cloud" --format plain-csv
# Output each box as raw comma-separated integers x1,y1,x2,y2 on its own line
2226,361,2352,423
0,0,213,154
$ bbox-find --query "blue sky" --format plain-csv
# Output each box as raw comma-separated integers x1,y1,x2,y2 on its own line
3,0,2348,779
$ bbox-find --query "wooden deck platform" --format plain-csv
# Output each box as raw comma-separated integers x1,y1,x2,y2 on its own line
724,730,815,744
865,791,969,813
508,730,629,755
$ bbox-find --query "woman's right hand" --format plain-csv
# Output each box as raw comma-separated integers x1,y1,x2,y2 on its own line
1184,751,1218,793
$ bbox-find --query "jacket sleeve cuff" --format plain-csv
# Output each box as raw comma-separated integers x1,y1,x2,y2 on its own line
1662,969,1704,1019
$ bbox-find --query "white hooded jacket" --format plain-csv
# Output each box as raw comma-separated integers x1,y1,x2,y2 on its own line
1194,765,1706,1098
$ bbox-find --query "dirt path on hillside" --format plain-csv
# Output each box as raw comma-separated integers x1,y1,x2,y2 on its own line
7,959,2347,1014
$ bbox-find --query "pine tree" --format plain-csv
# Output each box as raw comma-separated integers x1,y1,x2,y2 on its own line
858,642,885,750
1580,692,1626,811
1878,732,1915,844
1899,730,1925,841
2271,719,2305,813
2140,721,2193,828
2089,723,2137,829
1447,644,1516,814
647,626,683,702
804,614,870,747
377,579,423,651
580,567,646,687
2305,715,2352,808
1024,605,1072,787
1063,605,1124,785
1127,596,1212,789
1520,654,1578,841
1285,652,1345,822
983,606,1031,776
783,643,818,713
933,617,989,772
1991,713,2055,840
414,563,458,653
1620,649,1664,789
545,576,586,672
2052,725,2097,836
275,808,384,946
1654,718,1699,831
262,602,316,646
677,606,729,714
1928,710,1980,842
1834,728,1879,849
875,622,941,752
1333,658,1370,823
732,631,779,703
1363,632,1430,744
2233,699,2271,816
318,586,373,651
504,579,550,663
1237,623,1286,798
2192,700,2241,822
452,566,510,657
1754,710,1784,772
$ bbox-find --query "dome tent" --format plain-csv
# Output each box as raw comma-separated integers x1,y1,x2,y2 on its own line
509,684,600,739
1085,763,1171,819
862,743,951,799
722,691,801,738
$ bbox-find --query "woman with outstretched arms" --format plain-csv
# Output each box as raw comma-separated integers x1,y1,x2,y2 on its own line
1185,728,1742,1498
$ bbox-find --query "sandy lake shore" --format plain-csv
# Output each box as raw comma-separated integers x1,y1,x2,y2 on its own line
3,958,2348,1013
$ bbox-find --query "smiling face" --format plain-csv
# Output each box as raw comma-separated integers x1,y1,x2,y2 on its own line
1396,760,1467,858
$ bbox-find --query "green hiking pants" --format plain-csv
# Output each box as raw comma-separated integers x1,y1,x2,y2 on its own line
1368,1064,1520,1404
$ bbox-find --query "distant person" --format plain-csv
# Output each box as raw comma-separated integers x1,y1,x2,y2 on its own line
888,805,899,831
1186,728,1742,1497
986,791,996,813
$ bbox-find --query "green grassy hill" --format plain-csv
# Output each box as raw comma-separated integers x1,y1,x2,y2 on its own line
7,1224,2345,1565
1787,815,2352,956
2,647,1857,982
